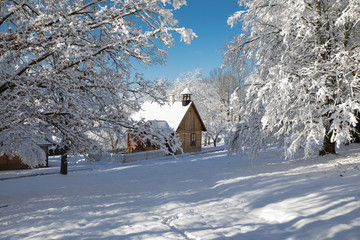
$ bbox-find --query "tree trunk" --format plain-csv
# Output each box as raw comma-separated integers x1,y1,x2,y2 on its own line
60,153,68,175
319,126,336,156
316,0,335,156
213,137,217,147
60,145,69,175
352,111,360,143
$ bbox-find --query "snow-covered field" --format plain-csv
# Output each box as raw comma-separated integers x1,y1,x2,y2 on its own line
1,145,360,240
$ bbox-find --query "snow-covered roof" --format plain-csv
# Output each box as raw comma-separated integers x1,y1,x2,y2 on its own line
180,87,192,95
132,101,192,130
148,120,170,129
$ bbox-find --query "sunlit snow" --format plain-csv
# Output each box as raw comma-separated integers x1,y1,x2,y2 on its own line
1,144,360,239
132,101,192,130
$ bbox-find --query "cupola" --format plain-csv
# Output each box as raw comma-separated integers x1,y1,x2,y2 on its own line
180,87,192,106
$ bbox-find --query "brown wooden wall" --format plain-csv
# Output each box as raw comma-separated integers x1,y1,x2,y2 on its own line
127,133,160,153
177,104,203,153
0,146,49,170
0,155,30,170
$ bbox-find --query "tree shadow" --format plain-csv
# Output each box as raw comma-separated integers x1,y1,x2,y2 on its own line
1,147,360,239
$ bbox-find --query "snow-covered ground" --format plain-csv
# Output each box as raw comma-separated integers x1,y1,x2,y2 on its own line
1,144,360,240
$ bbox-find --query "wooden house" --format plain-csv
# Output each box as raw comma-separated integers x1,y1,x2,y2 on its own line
129,88,206,153
0,141,51,170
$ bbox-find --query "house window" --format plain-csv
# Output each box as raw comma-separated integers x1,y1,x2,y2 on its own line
191,133,196,146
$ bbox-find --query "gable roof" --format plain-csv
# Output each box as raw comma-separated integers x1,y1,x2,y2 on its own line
132,101,206,131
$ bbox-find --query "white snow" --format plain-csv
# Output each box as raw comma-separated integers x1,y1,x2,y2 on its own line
132,101,191,131
180,87,192,95
1,144,360,239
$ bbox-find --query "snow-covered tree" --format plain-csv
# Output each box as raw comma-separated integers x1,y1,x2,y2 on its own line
207,67,246,123
0,0,195,167
224,0,360,159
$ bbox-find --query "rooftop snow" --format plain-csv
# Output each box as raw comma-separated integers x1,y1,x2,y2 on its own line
180,87,192,95
132,101,191,130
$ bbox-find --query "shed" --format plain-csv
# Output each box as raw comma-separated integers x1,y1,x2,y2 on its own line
130,88,206,153
0,141,52,170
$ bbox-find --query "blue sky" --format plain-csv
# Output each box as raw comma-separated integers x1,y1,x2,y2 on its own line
139,1,243,82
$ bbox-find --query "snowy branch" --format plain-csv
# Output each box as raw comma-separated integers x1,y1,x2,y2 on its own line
0,0,194,166
224,0,360,159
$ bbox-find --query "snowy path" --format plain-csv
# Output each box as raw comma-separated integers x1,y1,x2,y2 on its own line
1,145,360,239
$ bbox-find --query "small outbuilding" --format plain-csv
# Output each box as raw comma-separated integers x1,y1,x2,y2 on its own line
0,141,52,170
130,88,206,153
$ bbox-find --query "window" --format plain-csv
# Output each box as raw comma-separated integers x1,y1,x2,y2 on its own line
191,133,196,146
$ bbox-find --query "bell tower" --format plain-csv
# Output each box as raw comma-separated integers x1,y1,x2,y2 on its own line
181,87,192,106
